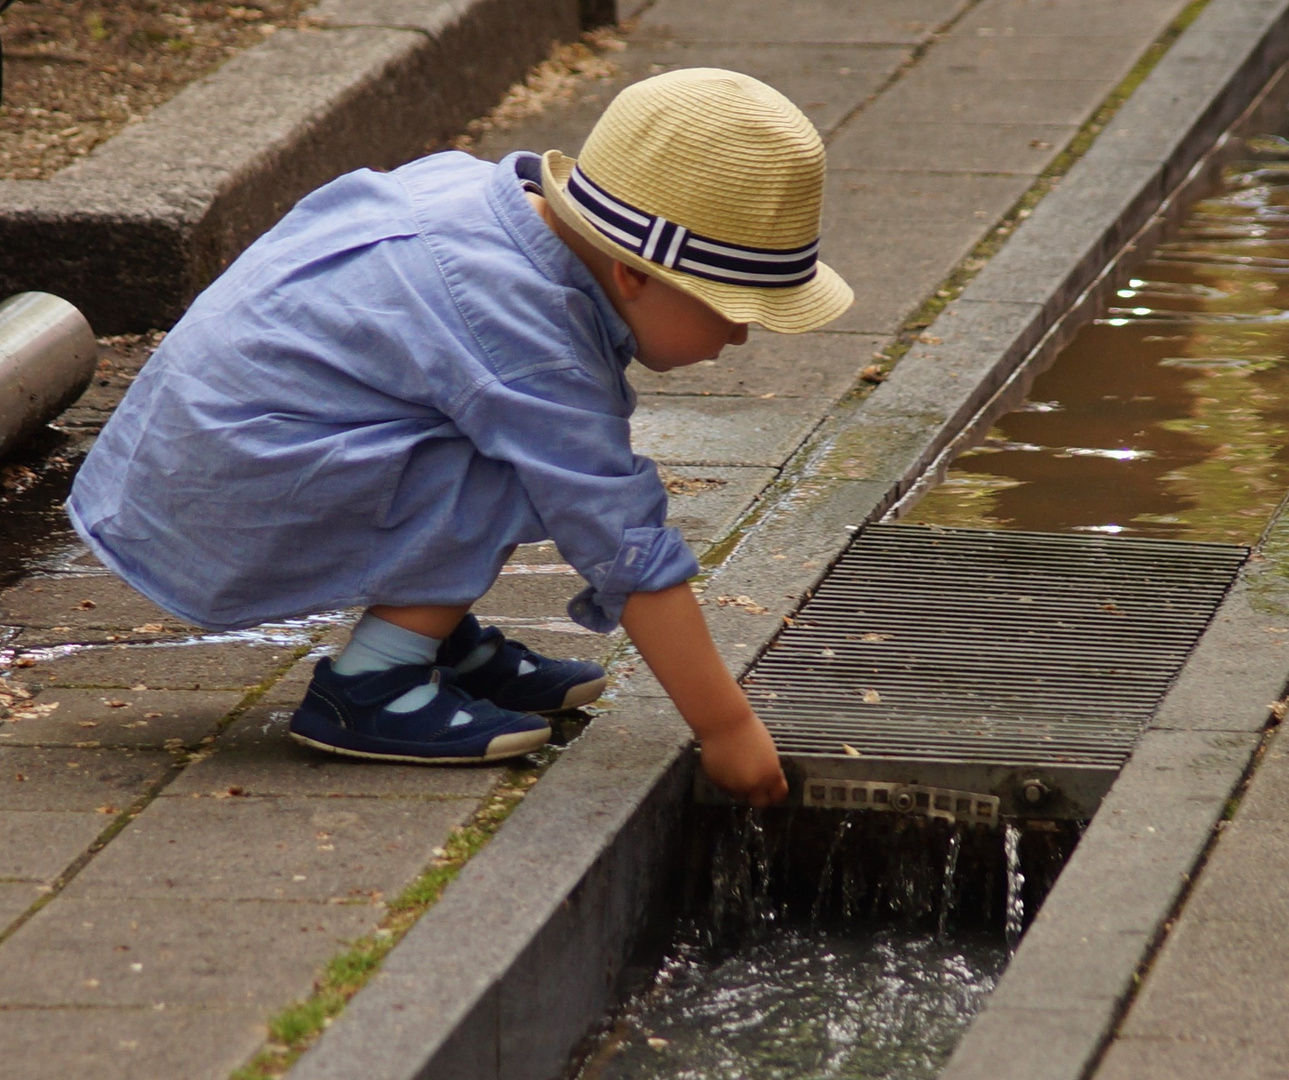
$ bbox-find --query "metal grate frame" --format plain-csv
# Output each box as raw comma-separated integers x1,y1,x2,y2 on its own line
740,524,1247,819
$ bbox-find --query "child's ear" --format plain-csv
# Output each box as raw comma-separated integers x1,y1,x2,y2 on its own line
611,261,651,301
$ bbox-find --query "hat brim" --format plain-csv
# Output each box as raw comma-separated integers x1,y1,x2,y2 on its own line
541,151,854,335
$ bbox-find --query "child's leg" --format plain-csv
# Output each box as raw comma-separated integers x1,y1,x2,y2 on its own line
366,603,471,640
333,604,606,713
289,602,552,765
333,605,469,679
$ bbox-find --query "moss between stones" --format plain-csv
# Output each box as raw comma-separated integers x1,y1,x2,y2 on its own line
229,768,539,1080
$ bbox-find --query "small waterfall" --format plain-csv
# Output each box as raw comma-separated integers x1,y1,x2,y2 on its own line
1003,823,1026,955
694,806,1078,941
937,827,964,938
810,812,853,923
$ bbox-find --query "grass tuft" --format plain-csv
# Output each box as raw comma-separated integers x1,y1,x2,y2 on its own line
229,769,538,1080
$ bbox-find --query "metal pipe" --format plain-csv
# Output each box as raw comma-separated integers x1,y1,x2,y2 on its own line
0,292,97,458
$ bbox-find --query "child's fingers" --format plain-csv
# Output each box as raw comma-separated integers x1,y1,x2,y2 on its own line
745,769,788,807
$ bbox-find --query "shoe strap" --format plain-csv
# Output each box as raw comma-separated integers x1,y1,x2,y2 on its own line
339,663,447,708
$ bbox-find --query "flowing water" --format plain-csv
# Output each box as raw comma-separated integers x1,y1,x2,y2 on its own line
576,926,1006,1080
571,810,1077,1080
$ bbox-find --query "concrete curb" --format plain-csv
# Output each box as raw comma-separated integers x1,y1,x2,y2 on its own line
283,3,1289,1079
0,0,590,333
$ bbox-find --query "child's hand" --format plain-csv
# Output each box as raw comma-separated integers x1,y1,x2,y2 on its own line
619,583,788,806
700,712,788,807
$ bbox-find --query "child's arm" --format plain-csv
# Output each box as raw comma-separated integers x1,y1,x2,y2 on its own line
620,582,788,806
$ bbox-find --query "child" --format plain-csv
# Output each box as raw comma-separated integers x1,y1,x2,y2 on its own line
66,68,852,807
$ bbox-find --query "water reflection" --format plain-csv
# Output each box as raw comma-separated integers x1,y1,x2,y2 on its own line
908,137,1289,544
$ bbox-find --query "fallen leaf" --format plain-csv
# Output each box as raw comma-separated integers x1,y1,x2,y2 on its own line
842,743,862,757
860,364,886,383
76,599,97,610
104,700,129,709
862,688,882,704
95,804,118,815
715,594,769,615
647,1038,669,1051
77,721,99,728
860,632,892,642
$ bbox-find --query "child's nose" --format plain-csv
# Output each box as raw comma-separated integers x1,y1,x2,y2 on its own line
729,323,749,347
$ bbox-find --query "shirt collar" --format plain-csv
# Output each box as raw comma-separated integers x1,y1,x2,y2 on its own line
488,152,637,364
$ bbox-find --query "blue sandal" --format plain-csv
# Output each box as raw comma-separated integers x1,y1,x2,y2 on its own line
437,615,607,714
288,657,551,763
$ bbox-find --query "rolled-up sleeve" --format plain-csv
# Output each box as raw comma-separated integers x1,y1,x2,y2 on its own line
451,367,699,631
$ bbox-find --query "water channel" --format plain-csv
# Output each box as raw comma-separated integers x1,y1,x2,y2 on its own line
569,127,1289,1080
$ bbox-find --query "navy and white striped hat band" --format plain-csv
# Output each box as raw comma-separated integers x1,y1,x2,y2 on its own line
566,165,818,289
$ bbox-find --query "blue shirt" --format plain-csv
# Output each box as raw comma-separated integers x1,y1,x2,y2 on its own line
66,151,699,632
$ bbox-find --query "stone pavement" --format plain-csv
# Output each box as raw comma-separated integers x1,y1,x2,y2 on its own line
1092,722,1289,1080
0,0,1205,1077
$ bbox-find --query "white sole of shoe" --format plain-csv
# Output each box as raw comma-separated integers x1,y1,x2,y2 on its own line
545,676,608,713
288,725,552,765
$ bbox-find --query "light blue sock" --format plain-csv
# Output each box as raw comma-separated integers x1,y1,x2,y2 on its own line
332,614,473,724
332,613,441,675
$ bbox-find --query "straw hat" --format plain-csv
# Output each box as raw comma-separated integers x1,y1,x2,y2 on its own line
541,68,853,334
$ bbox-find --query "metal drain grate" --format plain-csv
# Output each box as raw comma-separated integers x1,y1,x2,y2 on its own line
741,524,1246,819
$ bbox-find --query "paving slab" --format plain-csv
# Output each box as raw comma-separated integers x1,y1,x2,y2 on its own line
1150,583,1289,732
824,213,1026,335
62,795,474,903
1096,1036,1289,1080
0,1006,269,1080
615,41,908,138
630,396,825,466
0,575,192,634
166,705,505,800
955,0,1187,40
1177,818,1289,922
0,810,112,882
634,0,968,45
658,466,778,548
17,641,294,691
1114,915,1289,1043
1221,729,1289,821
627,330,882,400
474,572,592,620
873,71,1120,127
0,883,44,930
922,27,1181,84
469,36,905,159
0,688,244,749
0,747,172,812
0,896,373,1008
827,117,1080,175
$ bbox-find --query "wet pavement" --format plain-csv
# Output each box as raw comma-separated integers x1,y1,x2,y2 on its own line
0,0,1237,1077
